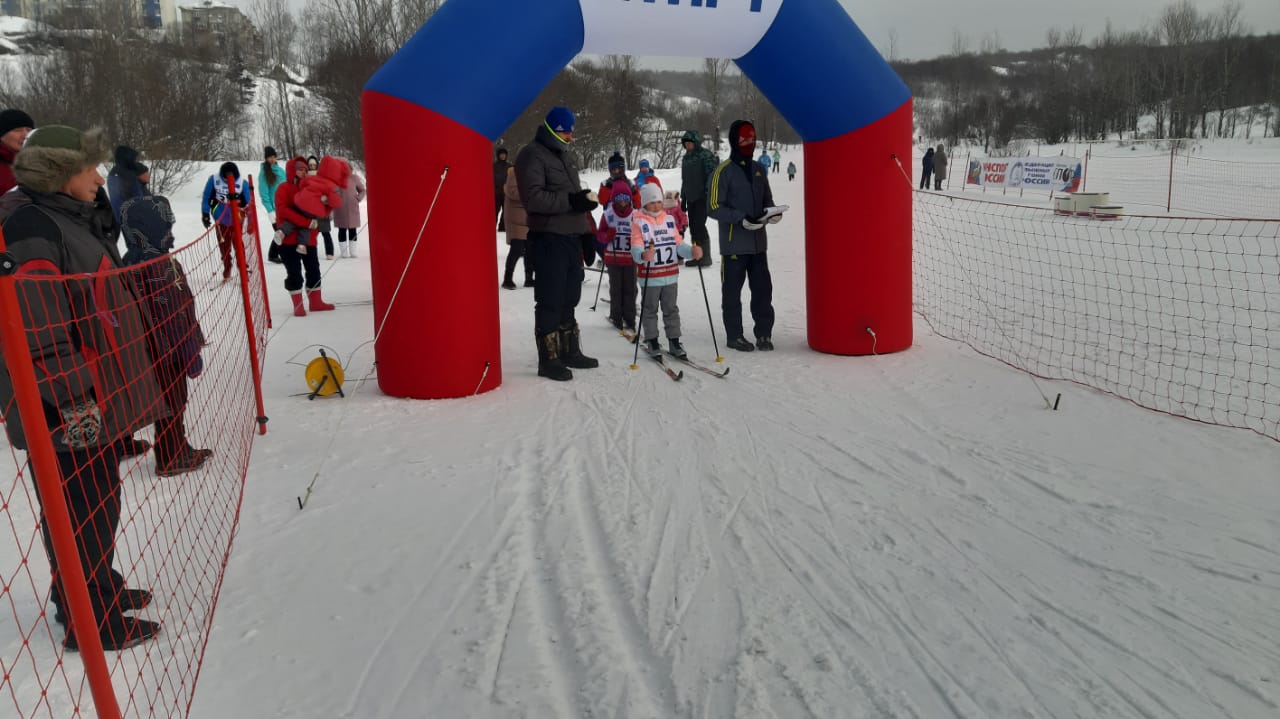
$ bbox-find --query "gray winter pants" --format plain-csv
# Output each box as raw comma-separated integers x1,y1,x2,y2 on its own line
639,283,681,342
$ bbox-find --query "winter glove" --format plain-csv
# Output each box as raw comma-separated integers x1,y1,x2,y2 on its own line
186,354,204,379
767,214,783,225
60,400,103,449
568,189,599,213
741,212,765,231
201,213,212,229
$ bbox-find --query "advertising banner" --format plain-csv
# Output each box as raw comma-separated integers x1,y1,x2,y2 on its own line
965,157,1083,192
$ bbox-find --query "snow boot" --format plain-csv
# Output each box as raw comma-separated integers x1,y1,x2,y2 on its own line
755,336,774,351
644,338,661,356
668,338,687,359
64,613,161,652
290,291,307,317
308,289,336,312
558,323,598,369
339,242,349,258
727,336,755,352
536,332,573,381
348,242,358,258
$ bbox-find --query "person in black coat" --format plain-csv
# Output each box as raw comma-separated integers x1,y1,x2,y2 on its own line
920,147,934,190
493,147,512,231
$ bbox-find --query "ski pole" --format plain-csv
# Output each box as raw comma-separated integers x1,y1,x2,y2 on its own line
696,259,723,362
589,245,606,311
630,240,653,370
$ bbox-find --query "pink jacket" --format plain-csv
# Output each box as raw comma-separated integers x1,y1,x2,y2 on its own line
333,170,366,229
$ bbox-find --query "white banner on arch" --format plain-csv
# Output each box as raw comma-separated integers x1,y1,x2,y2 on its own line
579,0,783,59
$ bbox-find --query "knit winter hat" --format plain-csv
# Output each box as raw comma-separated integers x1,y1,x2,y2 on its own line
607,152,625,172
136,163,149,176
639,182,663,208
13,125,108,194
218,161,240,180
545,106,575,134
495,147,508,159
610,180,633,214
264,145,277,159
638,158,651,170
0,109,34,137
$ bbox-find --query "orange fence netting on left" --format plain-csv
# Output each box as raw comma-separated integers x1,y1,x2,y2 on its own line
0,184,268,719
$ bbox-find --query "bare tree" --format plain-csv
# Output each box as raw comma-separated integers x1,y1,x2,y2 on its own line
702,58,732,153
251,0,302,156
886,28,901,63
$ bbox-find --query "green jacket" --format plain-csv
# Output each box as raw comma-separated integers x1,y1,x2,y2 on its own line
680,130,718,204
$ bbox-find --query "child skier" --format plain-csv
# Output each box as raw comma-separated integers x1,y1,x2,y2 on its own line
595,180,638,332
631,183,701,358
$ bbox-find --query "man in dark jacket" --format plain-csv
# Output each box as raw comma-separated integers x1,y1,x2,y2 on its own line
107,144,149,221
680,129,717,268
708,119,780,352
0,108,34,196
0,125,166,651
493,147,511,231
514,106,600,381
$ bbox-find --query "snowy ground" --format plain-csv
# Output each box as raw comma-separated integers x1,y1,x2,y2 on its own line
157,160,1280,718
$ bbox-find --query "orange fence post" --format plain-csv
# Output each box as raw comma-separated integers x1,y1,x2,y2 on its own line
246,176,273,330
226,173,270,435
0,226,122,719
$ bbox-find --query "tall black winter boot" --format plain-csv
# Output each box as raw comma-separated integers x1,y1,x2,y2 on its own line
537,332,573,381
558,322,598,369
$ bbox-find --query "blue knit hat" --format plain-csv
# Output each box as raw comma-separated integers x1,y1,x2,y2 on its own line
638,158,651,170
545,106,575,134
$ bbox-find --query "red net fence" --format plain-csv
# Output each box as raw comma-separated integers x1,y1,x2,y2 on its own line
1,193,268,718
914,190,1280,441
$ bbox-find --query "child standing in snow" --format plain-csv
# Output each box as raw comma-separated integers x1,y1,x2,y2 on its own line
663,190,689,236
595,180,638,331
631,183,701,358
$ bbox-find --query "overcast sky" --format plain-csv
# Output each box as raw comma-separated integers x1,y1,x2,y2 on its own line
231,0,1280,69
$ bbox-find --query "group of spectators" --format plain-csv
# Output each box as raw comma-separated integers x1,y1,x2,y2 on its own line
499,106,785,381
919,144,949,190
0,108,369,654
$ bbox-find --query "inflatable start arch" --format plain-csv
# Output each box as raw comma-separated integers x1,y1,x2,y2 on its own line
363,0,912,399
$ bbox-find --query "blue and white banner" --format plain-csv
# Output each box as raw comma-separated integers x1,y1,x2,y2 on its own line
966,157,1083,192
580,0,783,58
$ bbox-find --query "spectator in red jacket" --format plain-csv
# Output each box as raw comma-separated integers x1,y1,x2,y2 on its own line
275,155,349,316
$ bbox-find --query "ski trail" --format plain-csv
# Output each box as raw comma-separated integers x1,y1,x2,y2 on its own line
341,485,509,718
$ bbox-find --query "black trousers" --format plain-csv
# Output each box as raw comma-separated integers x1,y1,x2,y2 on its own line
530,231,584,335
686,198,712,265
338,227,359,243
31,447,126,619
919,171,932,189
721,251,775,341
607,264,637,328
320,230,335,257
281,242,322,292
504,239,533,283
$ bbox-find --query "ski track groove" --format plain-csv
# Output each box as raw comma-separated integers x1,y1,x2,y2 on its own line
1025,592,1180,719
521,392,586,717
569,468,678,717
340,487,505,718
487,572,524,703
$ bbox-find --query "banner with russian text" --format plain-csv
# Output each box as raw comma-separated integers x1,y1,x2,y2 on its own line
965,157,1082,192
